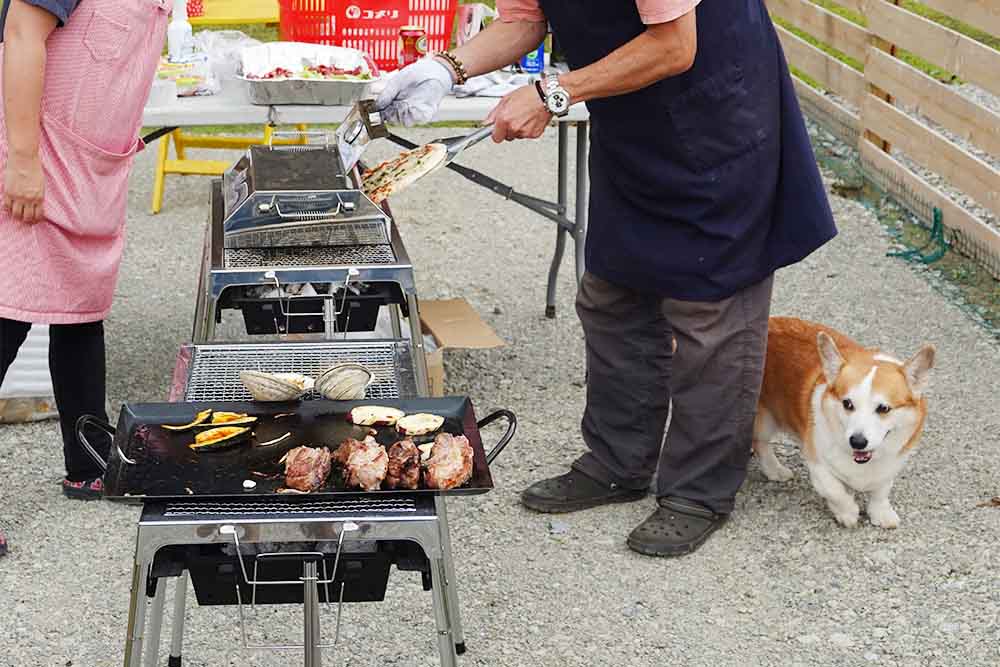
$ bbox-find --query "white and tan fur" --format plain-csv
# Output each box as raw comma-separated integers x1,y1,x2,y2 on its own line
753,317,935,528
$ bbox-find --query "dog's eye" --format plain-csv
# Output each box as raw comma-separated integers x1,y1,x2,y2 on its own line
876,404,891,414
842,399,854,411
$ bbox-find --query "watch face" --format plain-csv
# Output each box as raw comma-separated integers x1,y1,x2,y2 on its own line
548,90,570,113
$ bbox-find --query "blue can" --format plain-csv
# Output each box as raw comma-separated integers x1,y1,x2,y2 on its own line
519,41,545,74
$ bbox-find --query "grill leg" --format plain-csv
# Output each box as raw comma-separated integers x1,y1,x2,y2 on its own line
303,561,322,667
407,293,430,395
389,304,403,339
143,579,167,667
168,572,189,667
123,558,147,667
545,122,571,319
430,557,458,667
573,122,589,283
435,497,465,653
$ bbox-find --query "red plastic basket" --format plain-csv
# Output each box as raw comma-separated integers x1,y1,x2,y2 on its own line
278,0,459,72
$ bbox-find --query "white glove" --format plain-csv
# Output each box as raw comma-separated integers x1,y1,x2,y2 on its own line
375,57,454,126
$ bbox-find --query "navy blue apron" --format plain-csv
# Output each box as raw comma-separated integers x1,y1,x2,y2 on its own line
538,0,837,301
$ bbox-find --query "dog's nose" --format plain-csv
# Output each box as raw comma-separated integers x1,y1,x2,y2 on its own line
849,433,869,450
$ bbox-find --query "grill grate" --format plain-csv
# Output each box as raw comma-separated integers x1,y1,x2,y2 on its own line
226,222,390,249
163,497,419,517
184,341,407,402
224,244,396,268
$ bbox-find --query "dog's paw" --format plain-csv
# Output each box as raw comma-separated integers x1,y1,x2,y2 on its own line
831,502,861,528
868,504,900,529
763,463,795,483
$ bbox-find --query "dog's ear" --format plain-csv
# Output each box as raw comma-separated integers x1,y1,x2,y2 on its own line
904,344,935,397
817,332,844,385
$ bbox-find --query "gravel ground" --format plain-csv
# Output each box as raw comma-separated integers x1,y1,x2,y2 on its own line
1,126,999,667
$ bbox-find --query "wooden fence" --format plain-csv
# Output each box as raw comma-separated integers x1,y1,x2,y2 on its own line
766,0,1000,277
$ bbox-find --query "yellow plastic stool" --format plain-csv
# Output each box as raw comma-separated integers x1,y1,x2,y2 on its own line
150,124,308,214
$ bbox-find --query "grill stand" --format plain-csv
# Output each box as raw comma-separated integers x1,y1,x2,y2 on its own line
124,501,459,667
138,175,463,666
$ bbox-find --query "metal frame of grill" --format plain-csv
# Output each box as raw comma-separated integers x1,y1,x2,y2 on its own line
168,340,418,402
192,179,430,392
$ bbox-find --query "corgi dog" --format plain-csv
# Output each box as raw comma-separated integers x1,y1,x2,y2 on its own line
753,317,935,529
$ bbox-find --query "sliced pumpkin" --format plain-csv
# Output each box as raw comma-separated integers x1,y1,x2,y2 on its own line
209,411,258,426
162,409,213,432
188,426,252,451
396,413,444,437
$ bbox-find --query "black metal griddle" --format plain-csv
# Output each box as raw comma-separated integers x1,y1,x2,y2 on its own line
78,397,515,502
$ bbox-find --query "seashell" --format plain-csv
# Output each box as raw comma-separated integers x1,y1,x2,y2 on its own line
314,363,373,400
240,370,311,401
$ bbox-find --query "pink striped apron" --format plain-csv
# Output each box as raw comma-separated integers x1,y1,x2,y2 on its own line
0,0,170,324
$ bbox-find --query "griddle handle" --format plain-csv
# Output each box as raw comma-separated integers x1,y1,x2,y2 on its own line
478,410,517,465
76,415,115,473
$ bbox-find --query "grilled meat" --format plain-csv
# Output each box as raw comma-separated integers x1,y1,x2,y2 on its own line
343,436,388,491
281,445,332,492
332,437,365,466
423,433,473,490
385,439,421,490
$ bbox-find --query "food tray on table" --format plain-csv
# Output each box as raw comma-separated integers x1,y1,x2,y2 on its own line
78,397,515,502
238,42,380,106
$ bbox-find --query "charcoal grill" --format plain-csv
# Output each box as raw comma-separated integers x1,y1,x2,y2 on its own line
94,343,514,667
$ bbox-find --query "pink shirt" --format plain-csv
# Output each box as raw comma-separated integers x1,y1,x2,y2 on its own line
497,0,700,24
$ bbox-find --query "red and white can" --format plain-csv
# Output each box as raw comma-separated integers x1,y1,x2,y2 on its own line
398,25,427,68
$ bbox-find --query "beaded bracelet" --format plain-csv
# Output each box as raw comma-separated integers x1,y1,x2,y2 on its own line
434,51,469,85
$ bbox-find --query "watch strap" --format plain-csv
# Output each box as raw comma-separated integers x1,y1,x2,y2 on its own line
534,79,547,105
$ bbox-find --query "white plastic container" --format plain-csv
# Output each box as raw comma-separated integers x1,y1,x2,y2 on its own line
167,0,195,63
0,325,57,423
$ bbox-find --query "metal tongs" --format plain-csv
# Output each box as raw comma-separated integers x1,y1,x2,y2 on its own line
431,123,495,166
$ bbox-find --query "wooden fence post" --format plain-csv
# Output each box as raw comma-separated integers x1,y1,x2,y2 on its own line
864,0,900,153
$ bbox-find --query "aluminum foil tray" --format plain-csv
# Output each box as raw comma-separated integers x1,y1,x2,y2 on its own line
239,42,380,107
241,77,373,106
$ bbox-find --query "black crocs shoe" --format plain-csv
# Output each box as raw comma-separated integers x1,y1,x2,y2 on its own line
627,496,728,557
521,469,647,514
62,477,104,501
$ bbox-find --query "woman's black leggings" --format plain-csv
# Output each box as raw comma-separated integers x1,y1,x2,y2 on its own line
0,318,109,481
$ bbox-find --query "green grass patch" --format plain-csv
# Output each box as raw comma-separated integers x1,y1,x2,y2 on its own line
772,15,864,73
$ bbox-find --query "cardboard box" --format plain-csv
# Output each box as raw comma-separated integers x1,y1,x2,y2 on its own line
419,298,505,396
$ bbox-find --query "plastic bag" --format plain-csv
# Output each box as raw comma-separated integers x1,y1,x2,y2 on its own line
157,53,219,97
193,29,263,82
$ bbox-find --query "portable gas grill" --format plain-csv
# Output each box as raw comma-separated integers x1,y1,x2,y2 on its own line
194,148,427,390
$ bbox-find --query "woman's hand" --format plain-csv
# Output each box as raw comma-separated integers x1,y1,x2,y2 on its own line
3,152,45,223
485,84,552,143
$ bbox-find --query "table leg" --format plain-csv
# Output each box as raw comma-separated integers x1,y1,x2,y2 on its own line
574,122,589,282
545,123,571,319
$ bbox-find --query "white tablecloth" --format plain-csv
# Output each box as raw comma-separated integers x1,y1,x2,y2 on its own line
142,78,589,127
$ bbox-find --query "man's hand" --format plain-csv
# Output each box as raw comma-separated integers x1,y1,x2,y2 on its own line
3,152,45,223
375,58,454,127
484,84,552,143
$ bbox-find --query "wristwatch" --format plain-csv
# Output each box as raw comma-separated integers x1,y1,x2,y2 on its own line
535,74,571,117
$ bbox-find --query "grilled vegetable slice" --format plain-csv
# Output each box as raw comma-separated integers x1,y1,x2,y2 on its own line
188,426,252,451
396,413,444,436
162,409,213,431
348,405,405,426
209,412,258,426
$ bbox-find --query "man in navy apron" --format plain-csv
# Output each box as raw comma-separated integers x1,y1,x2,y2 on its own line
377,0,837,556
